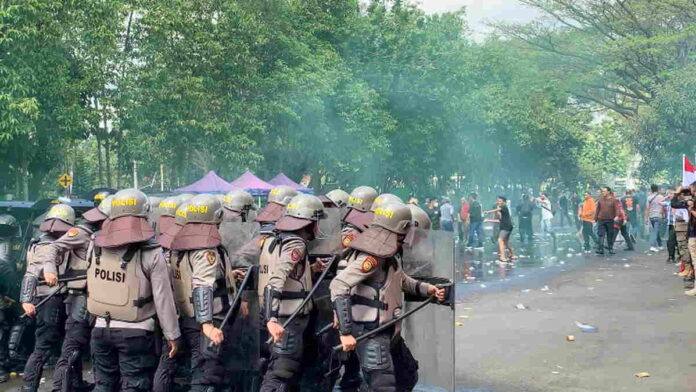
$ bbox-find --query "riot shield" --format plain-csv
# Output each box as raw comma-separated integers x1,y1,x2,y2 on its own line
218,221,263,392
401,229,455,392
219,221,261,266
308,207,342,256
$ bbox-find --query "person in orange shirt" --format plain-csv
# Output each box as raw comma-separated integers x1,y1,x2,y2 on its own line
578,191,599,252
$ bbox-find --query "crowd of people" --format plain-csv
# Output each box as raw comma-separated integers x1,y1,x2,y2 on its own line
415,184,696,285
0,185,452,392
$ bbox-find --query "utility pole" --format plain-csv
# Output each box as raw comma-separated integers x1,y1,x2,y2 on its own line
133,160,138,189
160,164,164,192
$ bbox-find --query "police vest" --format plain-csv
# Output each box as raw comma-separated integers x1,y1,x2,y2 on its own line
87,241,158,322
258,233,313,317
27,234,68,297
64,225,93,291
346,251,403,326
171,247,231,318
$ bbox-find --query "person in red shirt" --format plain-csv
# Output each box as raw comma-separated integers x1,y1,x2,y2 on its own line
613,192,635,251
459,197,469,244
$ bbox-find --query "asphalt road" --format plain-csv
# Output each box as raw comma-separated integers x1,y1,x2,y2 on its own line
455,247,696,392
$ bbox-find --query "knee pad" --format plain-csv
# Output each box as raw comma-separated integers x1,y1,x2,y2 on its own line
358,337,391,371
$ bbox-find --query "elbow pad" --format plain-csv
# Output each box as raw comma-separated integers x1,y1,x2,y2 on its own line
20,276,38,303
263,286,280,322
192,287,215,324
332,295,353,335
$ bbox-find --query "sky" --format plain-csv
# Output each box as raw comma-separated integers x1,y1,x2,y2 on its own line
417,0,540,39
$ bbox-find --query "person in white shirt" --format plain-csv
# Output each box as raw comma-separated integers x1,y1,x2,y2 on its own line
535,193,554,240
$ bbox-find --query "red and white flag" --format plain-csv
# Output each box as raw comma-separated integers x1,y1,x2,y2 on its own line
683,155,696,186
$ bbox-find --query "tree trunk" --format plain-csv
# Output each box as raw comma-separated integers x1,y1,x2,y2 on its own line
115,136,120,189
105,139,112,188
96,133,103,186
20,155,29,200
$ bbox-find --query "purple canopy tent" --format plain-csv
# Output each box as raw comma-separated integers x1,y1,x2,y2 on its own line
174,171,236,193
228,171,275,196
268,173,313,193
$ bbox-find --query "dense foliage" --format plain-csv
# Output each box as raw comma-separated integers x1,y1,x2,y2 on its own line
3,0,677,200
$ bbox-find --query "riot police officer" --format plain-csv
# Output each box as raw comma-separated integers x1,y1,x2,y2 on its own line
222,189,255,222
407,204,432,230
230,185,298,268
152,195,186,392
260,194,325,392
0,214,22,383
332,186,379,392
341,186,378,250
330,202,446,392
320,189,349,210
39,196,113,392
19,204,75,392
86,189,180,392
93,191,111,208
166,194,236,392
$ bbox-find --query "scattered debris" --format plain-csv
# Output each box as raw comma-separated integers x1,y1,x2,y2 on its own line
575,321,599,333
624,264,631,268
566,335,575,341
457,315,469,319
479,284,487,288
540,285,550,292
595,279,604,282
455,322,464,327
515,303,529,310
551,371,560,375
634,372,650,378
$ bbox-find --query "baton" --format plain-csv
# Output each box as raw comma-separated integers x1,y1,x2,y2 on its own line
315,322,334,337
332,296,436,352
205,265,257,354
38,274,87,286
20,283,66,319
266,255,338,345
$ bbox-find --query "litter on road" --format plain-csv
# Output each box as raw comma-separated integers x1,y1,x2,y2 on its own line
575,321,599,333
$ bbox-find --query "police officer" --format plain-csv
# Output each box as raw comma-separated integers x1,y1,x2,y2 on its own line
332,186,378,392
330,202,446,392
407,204,432,230
341,186,379,250
260,194,325,392
231,185,298,268
166,194,237,392
39,196,113,392
222,189,255,222
151,196,186,392
370,193,403,212
93,191,111,207
19,204,75,392
0,214,22,383
86,189,180,392
320,189,349,210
